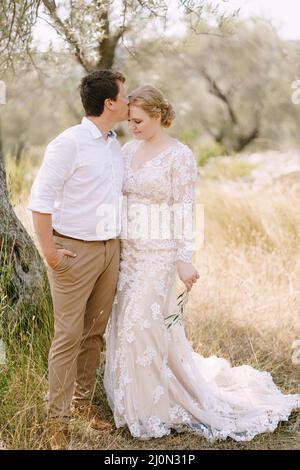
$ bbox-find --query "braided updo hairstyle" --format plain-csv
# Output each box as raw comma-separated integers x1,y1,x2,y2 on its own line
128,85,175,128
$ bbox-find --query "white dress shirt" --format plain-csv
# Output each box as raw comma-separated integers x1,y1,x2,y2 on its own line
28,117,124,240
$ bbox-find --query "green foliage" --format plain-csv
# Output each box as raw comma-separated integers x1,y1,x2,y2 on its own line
196,143,225,166
179,128,199,146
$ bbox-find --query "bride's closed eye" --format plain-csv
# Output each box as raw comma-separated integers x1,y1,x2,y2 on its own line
129,119,142,124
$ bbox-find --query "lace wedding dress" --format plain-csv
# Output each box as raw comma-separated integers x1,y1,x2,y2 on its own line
104,139,300,441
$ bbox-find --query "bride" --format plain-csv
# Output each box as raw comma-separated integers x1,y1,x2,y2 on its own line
104,85,300,441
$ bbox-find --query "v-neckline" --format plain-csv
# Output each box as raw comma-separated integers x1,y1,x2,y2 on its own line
128,140,179,173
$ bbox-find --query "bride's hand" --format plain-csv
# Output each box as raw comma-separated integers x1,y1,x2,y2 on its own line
176,261,199,292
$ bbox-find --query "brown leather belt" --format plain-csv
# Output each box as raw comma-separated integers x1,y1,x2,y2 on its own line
52,228,116,243
52,228,84,241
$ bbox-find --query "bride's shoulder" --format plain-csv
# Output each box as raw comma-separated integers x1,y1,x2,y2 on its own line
170,141,197,178
173,139,192,151
172,140,196,161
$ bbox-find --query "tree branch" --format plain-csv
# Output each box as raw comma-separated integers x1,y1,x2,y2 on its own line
42,0,92,71
200,67,238,125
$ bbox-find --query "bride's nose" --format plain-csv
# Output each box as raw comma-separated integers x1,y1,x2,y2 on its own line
128,122,136,131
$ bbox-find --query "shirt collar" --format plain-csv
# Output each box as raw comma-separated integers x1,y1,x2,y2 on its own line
108,129,117,139
81,116,116,140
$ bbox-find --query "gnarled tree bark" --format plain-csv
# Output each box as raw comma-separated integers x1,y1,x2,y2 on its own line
0,124,45,328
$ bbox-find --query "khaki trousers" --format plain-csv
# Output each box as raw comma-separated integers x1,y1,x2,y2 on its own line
47,234,120,420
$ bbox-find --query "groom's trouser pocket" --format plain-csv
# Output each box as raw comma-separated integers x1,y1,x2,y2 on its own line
47,237,120,418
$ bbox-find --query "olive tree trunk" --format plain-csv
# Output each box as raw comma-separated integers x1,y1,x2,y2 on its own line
0,134,45,328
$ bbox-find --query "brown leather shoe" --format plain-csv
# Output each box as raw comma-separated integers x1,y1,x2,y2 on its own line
72,403,112,431
46,419,69,450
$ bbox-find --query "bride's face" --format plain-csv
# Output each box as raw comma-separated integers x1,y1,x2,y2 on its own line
128,105,161,140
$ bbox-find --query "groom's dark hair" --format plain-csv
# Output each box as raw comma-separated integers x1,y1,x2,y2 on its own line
79,70,126,116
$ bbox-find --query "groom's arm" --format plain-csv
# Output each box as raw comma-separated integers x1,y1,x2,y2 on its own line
32,211,54,257
31,211,69,268
28,132,78,267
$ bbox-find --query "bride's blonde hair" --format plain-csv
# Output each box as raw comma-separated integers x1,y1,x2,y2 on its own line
128,85,175,128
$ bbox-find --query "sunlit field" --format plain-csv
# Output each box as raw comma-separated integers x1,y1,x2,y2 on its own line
0,150,299,450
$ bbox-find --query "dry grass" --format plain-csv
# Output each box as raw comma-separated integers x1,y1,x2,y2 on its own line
0,152,299,450
200,157,257,180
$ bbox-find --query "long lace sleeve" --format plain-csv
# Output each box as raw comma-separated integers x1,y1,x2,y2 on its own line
171,145,198,263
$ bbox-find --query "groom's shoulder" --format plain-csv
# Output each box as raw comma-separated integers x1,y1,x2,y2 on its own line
48,124,80,146
62,122,85,141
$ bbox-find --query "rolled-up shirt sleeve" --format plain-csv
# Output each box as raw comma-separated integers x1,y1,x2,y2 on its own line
28,133,77,214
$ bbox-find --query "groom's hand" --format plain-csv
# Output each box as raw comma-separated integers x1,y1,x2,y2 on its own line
176,261,199,292
45,248,77,269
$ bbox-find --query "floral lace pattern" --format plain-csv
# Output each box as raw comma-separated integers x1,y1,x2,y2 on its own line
119,139,198,263
104,139,300,441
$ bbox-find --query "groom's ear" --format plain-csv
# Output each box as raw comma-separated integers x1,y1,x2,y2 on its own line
104,98,114,111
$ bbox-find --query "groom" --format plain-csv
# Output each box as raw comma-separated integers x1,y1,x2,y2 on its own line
28,70,129,449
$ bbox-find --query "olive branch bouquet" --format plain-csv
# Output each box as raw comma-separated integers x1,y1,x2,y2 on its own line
164,290,189,330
